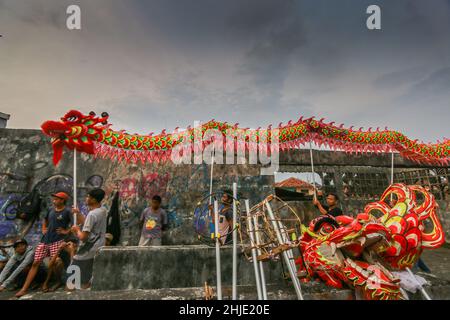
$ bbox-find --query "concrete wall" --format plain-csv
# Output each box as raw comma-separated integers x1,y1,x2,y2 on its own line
92,245,285,290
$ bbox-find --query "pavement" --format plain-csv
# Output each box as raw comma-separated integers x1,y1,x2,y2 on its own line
419,245,450,282
0,246,449,300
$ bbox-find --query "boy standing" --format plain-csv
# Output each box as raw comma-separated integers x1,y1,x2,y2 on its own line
15,192,74,297
139,195,167,246
70,188,107,289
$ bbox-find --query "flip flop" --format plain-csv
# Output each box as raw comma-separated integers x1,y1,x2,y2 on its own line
15,290,27,298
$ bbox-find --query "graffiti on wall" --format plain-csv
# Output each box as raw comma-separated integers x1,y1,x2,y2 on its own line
0,169,186,246
0,173,75,246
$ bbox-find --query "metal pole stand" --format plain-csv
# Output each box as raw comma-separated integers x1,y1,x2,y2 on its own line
73,149,77,226
214,200,222,300
253,212,268,300
232,183,238,300
245,200,263,300
265,200,304,300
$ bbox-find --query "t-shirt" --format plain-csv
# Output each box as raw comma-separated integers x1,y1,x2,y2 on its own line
218,204,232,240
41,207,73,244
208,204,233,244
0,246,35,288
323,205,343,217
74,207,107,261
140,207,167,240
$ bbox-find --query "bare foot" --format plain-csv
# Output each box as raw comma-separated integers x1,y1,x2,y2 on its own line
41,284,49,293
15,289,27,298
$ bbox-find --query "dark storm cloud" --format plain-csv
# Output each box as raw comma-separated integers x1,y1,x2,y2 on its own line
405,67,450,100
233,1,306,88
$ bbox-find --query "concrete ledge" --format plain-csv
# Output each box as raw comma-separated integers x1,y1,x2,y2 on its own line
91,245,286,291
19,284,353,300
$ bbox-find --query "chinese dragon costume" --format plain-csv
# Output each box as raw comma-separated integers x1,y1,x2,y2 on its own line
41,110,448,300
296,183,445,300
41,110,449,166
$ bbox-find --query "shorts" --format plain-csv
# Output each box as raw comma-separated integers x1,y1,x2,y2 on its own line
138,235,162,246
34,240,64,263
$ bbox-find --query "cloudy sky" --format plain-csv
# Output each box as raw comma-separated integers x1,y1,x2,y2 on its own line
0,0,449,143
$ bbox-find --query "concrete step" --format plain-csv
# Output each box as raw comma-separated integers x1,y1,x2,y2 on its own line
20,283,350,300
84,246,450,300
91,245,287,290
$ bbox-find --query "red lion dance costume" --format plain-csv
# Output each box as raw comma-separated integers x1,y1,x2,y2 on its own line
296,183,445,300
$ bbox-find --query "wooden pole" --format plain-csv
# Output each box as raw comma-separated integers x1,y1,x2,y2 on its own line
390,151,394,202
309,140,317,200
253,213,268,300
209,152,215,205
265,201,304,300
73,149,77,226
214,200,222,300
391,151,395,185
245,200,263,300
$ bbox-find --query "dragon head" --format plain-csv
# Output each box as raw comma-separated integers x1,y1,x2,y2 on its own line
299,214,398,297
302,213,392,259
363,183,445,269
304,183,445,269
41,110,109,165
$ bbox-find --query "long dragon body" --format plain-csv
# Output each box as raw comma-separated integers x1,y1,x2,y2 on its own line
41,110,449,165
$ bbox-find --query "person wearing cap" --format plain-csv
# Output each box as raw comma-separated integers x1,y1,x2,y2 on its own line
15,192,82,298
0,239,41,292
69,188,108,289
